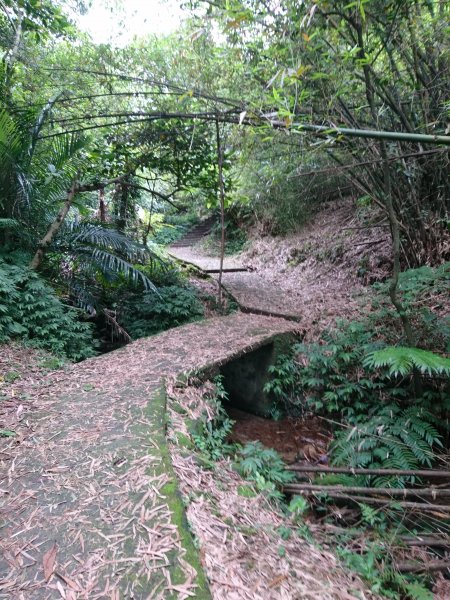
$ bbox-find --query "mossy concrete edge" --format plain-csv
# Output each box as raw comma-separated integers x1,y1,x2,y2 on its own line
143,383,211,599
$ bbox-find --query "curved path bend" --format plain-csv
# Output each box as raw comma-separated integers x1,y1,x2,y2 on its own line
0,314,298,599
169,246,303,322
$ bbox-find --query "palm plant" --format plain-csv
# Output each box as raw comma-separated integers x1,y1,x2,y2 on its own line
51,221,163,315
0,100,164,326
0,99,79,245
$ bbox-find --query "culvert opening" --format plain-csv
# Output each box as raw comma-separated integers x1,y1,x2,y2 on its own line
218,343,330,463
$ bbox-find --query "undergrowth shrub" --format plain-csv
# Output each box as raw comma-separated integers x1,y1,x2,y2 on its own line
199,217,247,256
151,211,200,246
370,263,450,352
331,405,443,487
264,276,450,484
235,440,294,502
0,254,95,361
190,376,234,460
120,284,205,338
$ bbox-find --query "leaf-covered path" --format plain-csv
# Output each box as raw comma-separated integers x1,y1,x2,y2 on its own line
0,314,297,599
169,246,303,321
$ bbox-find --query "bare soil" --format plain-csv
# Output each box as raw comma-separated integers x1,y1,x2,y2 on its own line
227,407,331,464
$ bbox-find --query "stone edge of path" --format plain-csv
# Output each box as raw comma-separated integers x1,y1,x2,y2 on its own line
142,383,211,599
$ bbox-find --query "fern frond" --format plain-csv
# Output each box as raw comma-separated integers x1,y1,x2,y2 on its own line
331,402,443,486
364,346,450,377
0,218,18,229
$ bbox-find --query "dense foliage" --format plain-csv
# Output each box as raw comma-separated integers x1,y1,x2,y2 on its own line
265,264,450,484
0,253,94,360
0,1,448,596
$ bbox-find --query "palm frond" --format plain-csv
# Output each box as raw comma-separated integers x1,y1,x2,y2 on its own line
28,93,64,157
67,223,163,265
0,218,18,229
77,246,159,293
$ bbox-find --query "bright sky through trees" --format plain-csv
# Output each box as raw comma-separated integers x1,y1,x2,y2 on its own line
76,0,185,45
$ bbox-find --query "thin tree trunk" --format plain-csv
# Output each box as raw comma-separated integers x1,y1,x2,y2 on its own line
116,180,128,233
355,19,416,351
99,188,106,222
142,198,154,246
4,10,23,103
30,178,78,270
215,118,226,310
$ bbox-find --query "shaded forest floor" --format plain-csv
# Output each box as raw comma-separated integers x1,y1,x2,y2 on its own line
1,199,448,598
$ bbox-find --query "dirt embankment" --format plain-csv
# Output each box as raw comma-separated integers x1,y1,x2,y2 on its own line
239,199,392,338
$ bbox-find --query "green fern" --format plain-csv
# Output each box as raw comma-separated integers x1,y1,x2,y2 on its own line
0,254,95,361
331,404,443,486
364,346,450,377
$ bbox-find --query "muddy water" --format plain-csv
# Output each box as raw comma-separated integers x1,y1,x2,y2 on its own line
227,407,331,464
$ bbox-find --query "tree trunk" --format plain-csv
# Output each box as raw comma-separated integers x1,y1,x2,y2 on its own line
99,188,106,222
30,179,77,270
215,118,226,310
354,18,416,350
116,181,128,233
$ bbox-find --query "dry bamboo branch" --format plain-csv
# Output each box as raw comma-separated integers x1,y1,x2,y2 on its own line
282,489,450,512
283,484,450,500
103,309,132,344
286,465,450,478
215,117,226,310
398,536,450,548
395,560,450,573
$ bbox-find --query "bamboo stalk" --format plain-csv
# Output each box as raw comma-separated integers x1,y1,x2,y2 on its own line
282,489,450,512
395,560,450,573
287,122,450,146
286,465,450,478
283,484,450,499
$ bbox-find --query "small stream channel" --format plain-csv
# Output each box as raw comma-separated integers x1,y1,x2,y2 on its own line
217,338,331,463
226,406,331,463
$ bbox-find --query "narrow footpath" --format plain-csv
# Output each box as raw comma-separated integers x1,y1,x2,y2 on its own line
169,245,303,322
0,315,297,599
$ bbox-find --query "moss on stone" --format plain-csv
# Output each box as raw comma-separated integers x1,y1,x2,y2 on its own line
140,385,211,599
175,432,194,449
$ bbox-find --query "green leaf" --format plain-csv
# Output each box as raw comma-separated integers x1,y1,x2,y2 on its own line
364,347,450,377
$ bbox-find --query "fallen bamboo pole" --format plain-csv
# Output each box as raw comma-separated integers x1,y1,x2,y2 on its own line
395,560,450,573
398,536,450,548
205,268,249,273
321,526,450,547
281,489,450,512
286,465,450,478
283,483,450,500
